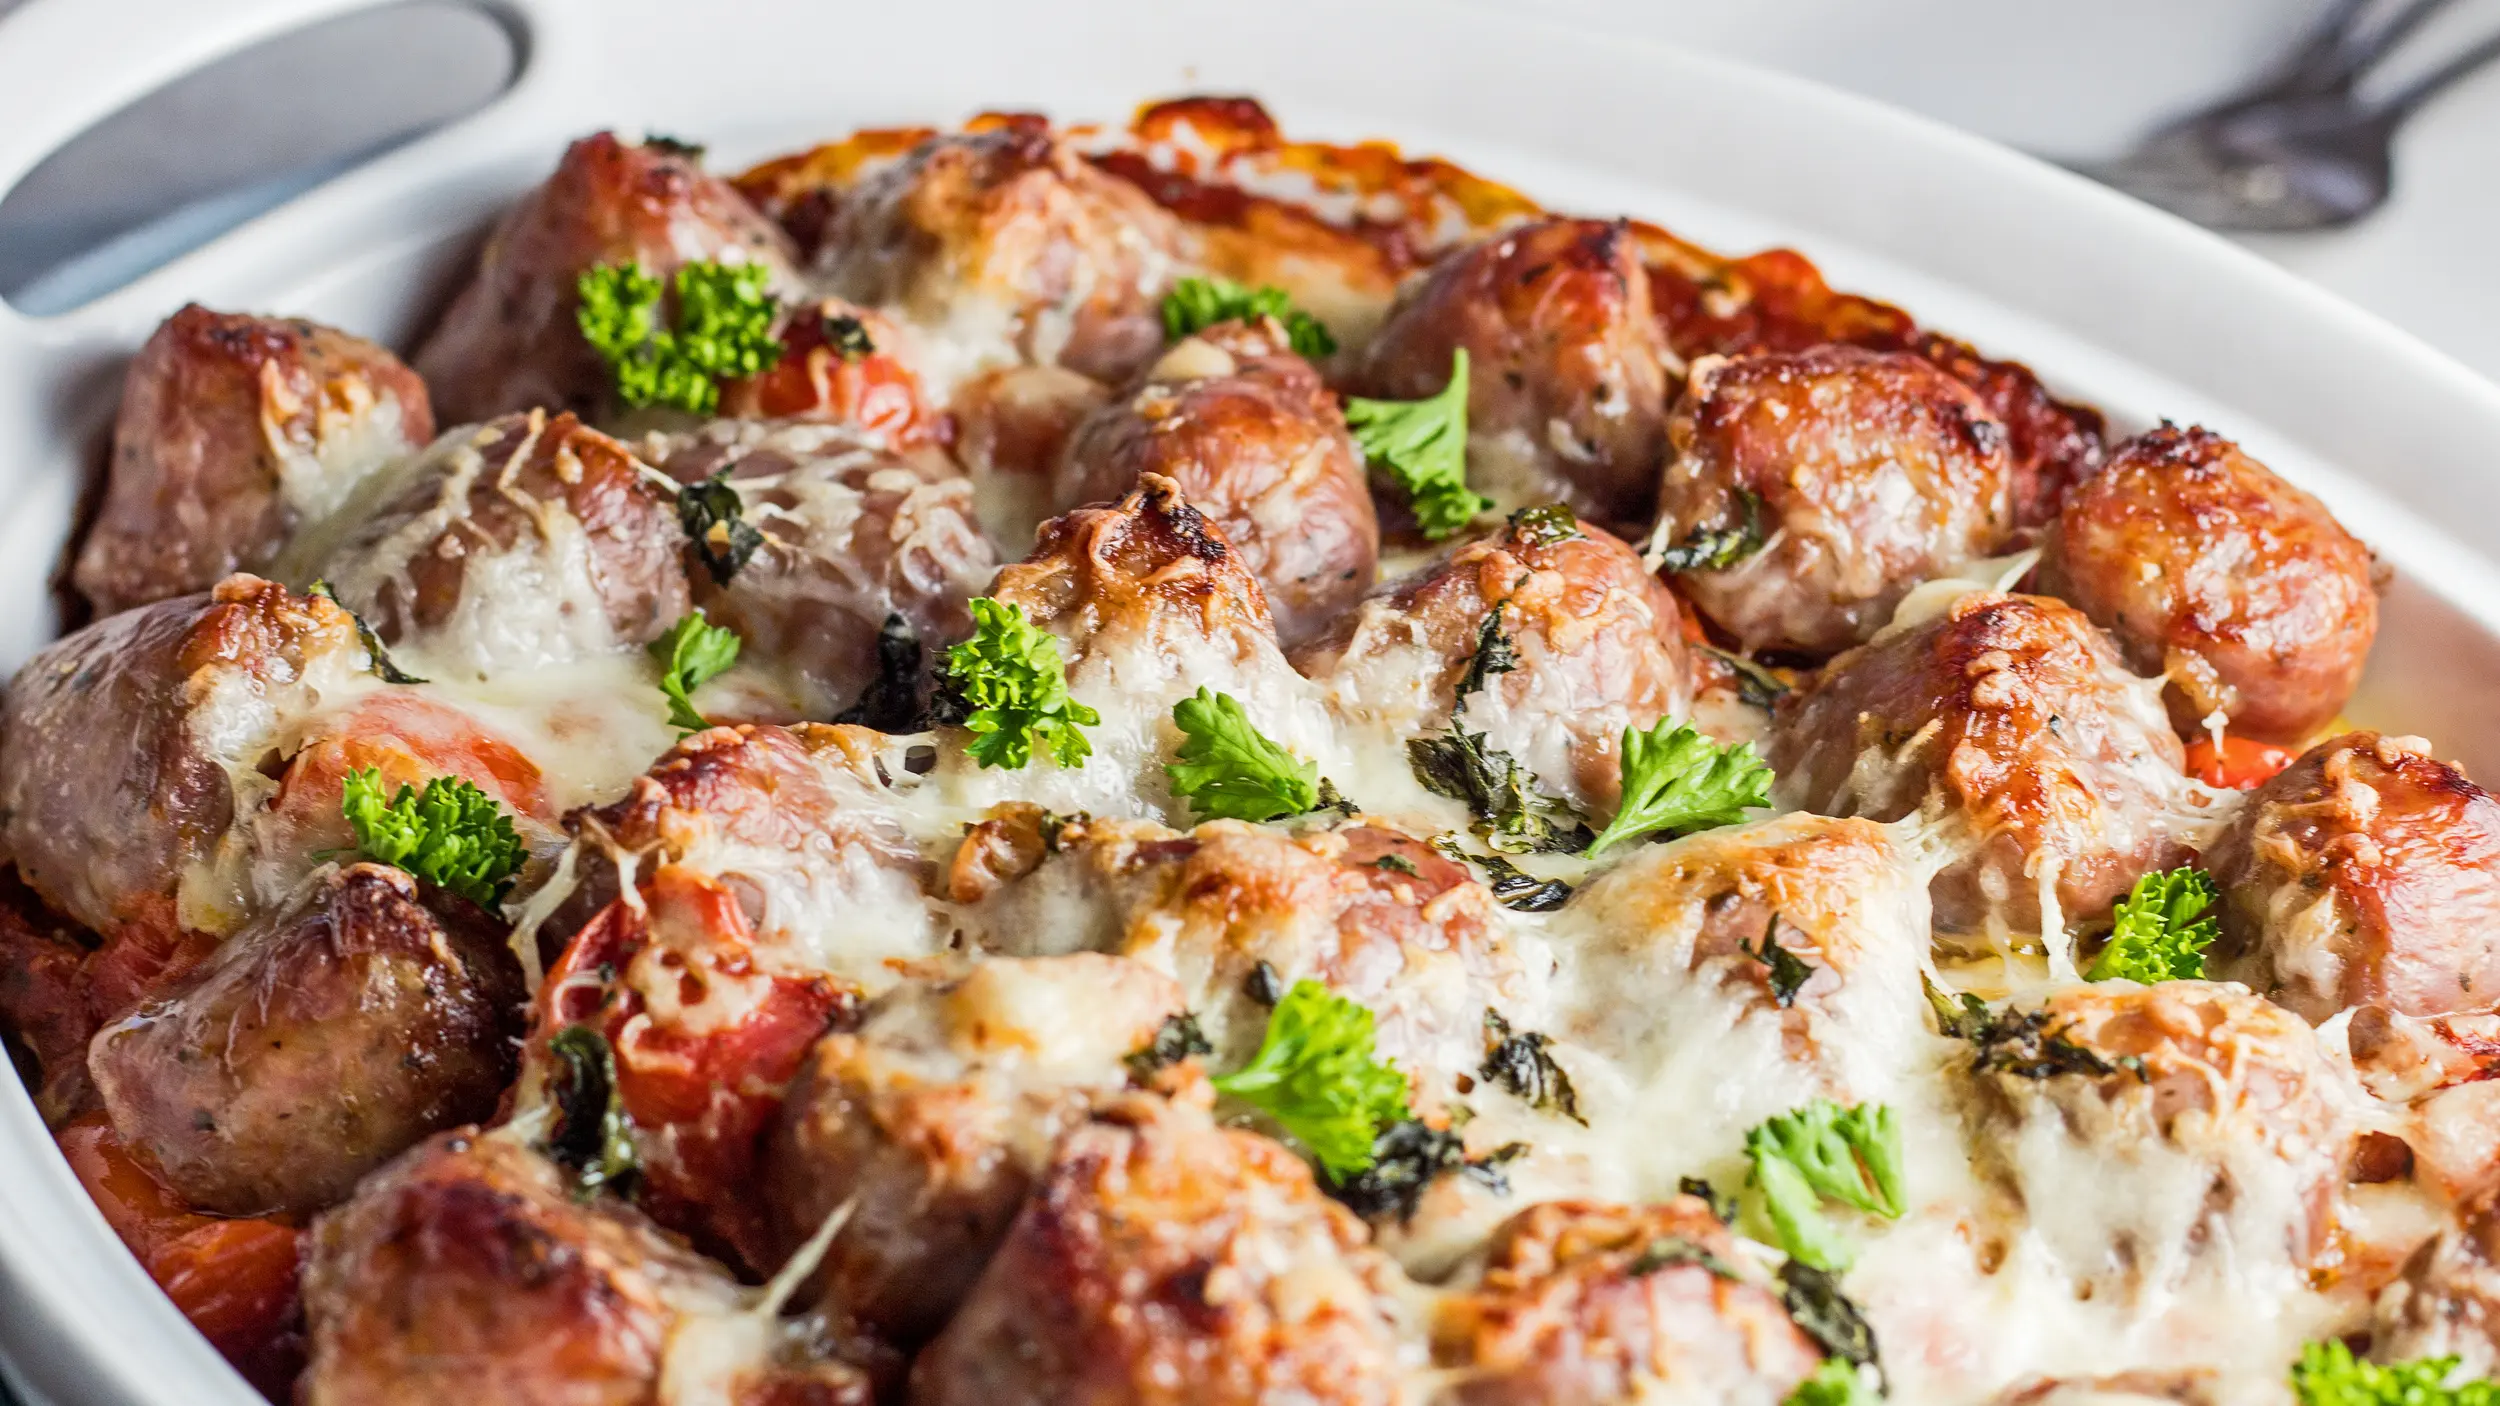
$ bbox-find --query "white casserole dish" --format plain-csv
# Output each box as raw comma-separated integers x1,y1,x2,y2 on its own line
1,0,2498,1400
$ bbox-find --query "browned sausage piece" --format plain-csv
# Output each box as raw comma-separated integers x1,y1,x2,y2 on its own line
2374,1182,2500,1379
1349,218,1672,528
0,576,367,943
1560,813,1934,1111
909,1087,1419,1406
87,863,523,1217
761,954,1184,1344
1767,593,2210,937
817,122,1183,389
557,722,940,995
288,411,690,680
1292,509,1690,817
1957,982,2356,1303
1056,317,1378,648
1432,1197,1823,1406
2202,731,2500,1021
1654,346,2016,658
963,474,1342,818
2038,425,2378,743
75,307,434,618
301,1130,870,1406
414,131,801,425
657,420,995,721
982,817,1525,1101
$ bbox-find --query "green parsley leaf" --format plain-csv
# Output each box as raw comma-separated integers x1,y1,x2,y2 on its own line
1166,687,1320,822
1627,1234,1741,1280
1213,978,1411,1180
648,609,742,732
546,1024,640,1195
2291,1338,2498,1405
1345,349,1489,539
1745,1099,1906,1271
1159,274,1337,359
340,768,525,908
576,259,783,415
940,597,1100,770
2087,866,2220,983
1584,721,1774,858
1786,1357,1880,1406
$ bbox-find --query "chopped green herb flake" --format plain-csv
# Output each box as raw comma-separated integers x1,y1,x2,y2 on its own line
1125,1011,1213,1080
547,1024,640,1195
1655,487,1766,572
676,472,765,586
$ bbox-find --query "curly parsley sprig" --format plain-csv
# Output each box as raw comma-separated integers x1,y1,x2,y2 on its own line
1745,1099,1905,1272
1786,1358,1881,1406
1584,721,1774,858
1345,349,1488,539
649,609,742,732
340,769,525,908
1166,687,1321,822
1160,275,1337,360
941,597,1100,770
2291,1339,2498,1405
2086,867,2220,983
1212,979,1411,1180
576,259,783,415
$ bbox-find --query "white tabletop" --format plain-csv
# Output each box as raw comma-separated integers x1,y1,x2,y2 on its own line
1,0,2493,384
1518,0,2500,384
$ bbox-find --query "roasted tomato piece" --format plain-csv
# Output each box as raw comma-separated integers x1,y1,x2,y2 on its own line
535,864,854,1269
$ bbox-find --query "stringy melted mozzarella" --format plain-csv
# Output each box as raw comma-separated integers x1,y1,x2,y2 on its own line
159,297,2422,1402
388,562,2403,1406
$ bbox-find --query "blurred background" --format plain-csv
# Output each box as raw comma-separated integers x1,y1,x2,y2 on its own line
0,0,2495,380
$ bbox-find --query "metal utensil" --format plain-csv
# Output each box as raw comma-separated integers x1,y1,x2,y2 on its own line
2067,0,2500,231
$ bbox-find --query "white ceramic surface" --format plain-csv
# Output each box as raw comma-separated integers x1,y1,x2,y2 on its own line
0,0,2498,1400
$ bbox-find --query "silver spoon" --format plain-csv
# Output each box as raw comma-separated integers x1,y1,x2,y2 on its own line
2065,0,2500,231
